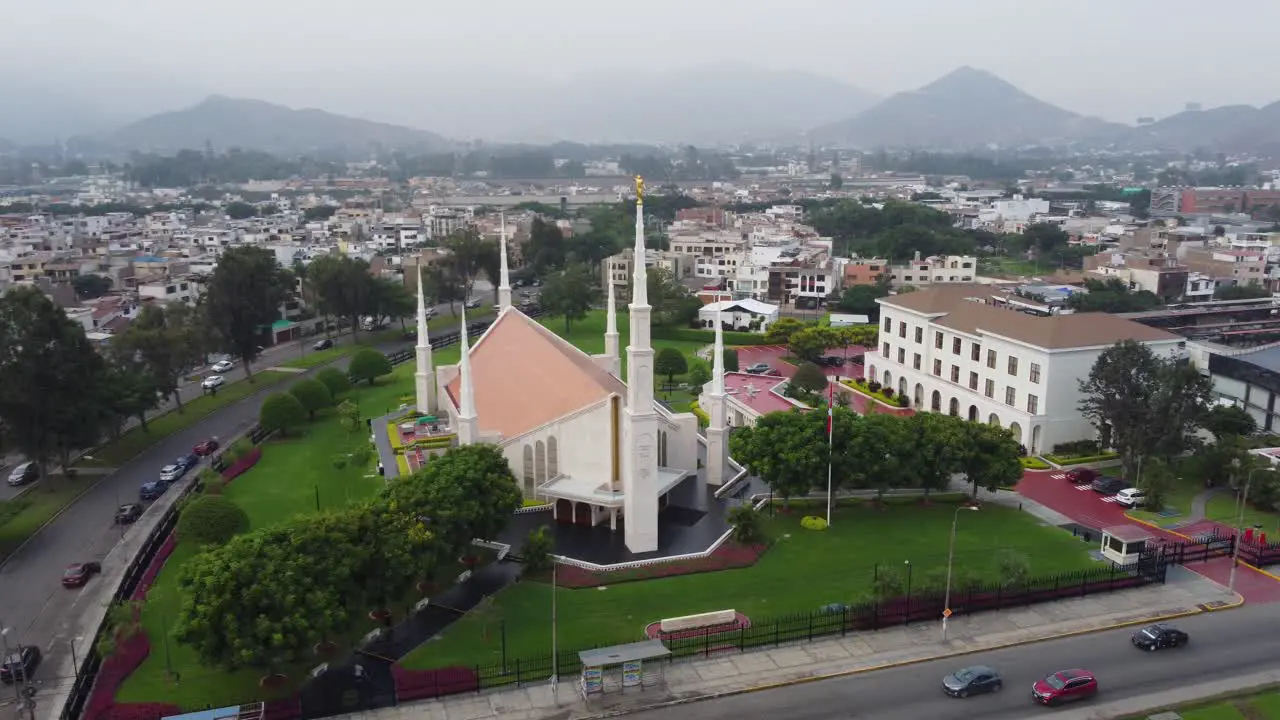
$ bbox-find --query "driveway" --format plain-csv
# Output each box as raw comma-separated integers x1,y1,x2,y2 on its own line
1017,468,1280,603
0,337,413,681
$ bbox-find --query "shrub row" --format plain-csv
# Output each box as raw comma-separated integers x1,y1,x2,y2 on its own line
552,541,767,589
1020,456,1051,470
840,379,910,408
1044,452,1118,466
689,400,710,427
1051,439,1102,456
652,326,771,346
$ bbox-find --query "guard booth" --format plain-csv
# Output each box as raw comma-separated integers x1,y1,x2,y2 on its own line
162,704,264,720
1100,524,1154,565
579,640,670,699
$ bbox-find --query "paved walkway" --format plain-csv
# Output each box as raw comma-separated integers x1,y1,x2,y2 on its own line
330,574,1237,720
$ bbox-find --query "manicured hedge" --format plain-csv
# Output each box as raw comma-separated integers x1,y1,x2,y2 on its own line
840,379,909,408
1020,456,1052,470
1044,452,1119,466
690,400,710,427
652,326,770,346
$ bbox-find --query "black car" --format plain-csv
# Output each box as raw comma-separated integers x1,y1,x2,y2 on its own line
115,503,143,524
0,645,41,684
1091,476,1127,494
818,356,846,367
313,338,334,351
139,479,171,502
942,665,1002,697
1131,624,1189,651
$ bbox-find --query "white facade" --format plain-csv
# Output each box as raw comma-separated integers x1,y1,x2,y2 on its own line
137,277,199,305
886,255,977,286
872,295,1185,453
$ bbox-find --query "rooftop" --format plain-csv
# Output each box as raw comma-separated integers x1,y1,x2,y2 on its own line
723,372,806,416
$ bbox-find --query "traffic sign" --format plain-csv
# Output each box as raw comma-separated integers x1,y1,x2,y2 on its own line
941,608,952,618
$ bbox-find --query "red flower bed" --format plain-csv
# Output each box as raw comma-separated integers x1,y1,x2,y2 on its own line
391,665,480,701
222,447,263,484
554,541,768,589
130,534,176,602
262,697,301,720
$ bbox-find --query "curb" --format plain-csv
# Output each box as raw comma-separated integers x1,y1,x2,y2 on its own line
580,597,1245,719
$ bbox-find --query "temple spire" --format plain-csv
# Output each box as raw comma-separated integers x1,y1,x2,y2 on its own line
497,212,512,311
456,306,479,444
604,279,620,376
414,267,435,414
711,302,725,395
621,174,659,552
631,177,647,307
703,298,728,487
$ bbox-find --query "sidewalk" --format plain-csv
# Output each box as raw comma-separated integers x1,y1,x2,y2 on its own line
333,571,1239,720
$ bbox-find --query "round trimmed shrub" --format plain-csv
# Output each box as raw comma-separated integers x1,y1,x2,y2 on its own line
177,495,249,547
316,367,351,397
800,515,828,531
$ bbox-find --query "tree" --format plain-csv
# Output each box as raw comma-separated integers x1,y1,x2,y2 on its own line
288,378,333,420
838,412,906,499
72,273,113,299
1067,278,1162,313
955,421,1022,498
259,392,307,437
383,444,522,553
0,287,110,477
764,317,807,345
654,347,688,384
790,362,829,395
729,410,832,508
539,263,596,334
369,278,416,328
1203,404,1256,441
722,348,739,372
99,361,161,436
419,264,464,315
348,348,393,386
1215,283,1269,301
997,550,1031,588
224,201,256,220
306,255,376,341
1079,340,1212,480
687,362,711,395
837,284,889,318
336,399,360,431
526,217,568,273
522,527,554,575
115,303,204,412
788,326,832,363
203,246,292,380
442,228,493,299
316,367,351,398
727,505,765,544
829,172,843,190
178,495,250,547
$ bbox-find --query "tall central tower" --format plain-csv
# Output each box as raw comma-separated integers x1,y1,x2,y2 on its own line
414,268,436,415
622,176,660,553
703,304,728,486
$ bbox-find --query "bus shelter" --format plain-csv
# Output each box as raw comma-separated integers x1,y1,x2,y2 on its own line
578,640,670,699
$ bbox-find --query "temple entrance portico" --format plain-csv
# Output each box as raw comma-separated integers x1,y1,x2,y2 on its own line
543,467,688,531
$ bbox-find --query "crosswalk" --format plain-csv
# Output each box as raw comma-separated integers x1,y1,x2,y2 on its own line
1050,472,1068,480
1070,482,1121,502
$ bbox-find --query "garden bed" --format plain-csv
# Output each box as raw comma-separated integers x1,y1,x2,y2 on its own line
1020,456,1052,470
840,378,909,409
1043,452,1120,466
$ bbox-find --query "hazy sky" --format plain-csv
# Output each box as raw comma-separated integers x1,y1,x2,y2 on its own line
4,0,1279,130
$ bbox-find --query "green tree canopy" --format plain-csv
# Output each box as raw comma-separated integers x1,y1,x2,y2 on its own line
788,326,832,362
259,392,307,436
540,263,597,334
203,246,292,378
790,362,829,395
654,347,689,383
316,367,352,397
178,495,250,547
955,421,1023,497
348,348,393,385
288,378,334,420
114,303,204,412
306,255,376,340
1203,404,1257,441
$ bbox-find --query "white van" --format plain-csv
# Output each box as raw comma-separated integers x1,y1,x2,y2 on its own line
1115,488,1147,508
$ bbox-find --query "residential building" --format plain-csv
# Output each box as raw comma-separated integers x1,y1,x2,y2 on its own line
841,257,889,286
885,253,977,287
696,299,779,333
1084,251,1189,302
603,248,690,288
138,276,199,305
873,285,1184,452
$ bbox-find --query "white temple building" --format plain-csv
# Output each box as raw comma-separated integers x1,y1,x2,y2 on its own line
412,185,732,553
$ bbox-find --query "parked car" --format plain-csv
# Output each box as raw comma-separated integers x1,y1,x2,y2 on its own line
5,461,38,487
1115,488,1148,508
201,375,225,390
1091,476,1127,495
942,665,1003,697
313,338,334,351
1031,669,1097,706
1131,624,1188,651
464,298,481,309
193,438,220,456
158,457,193,483
139,479,171,502
61,562,102,588
745,362,773,374
0,645,40,685
211,359,235,373
1065,468,1101,484
114,503,143,524
818,356,846,366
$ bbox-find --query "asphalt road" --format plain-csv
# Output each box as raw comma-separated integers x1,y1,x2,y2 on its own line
630,605,1280,720
0,333,414,677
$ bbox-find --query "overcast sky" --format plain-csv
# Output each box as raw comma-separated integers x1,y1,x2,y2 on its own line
4,0,1278,132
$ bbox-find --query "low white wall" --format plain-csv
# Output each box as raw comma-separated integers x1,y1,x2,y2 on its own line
660,609,736,633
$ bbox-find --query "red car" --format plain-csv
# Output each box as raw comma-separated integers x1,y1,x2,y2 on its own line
62,562,102,588
1032,668,1097,706
1065,468,1100,484
193,438,220,456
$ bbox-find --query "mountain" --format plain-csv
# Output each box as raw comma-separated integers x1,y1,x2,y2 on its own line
456,66,879,145
810,66,1123,149
1125,102,1280,153
110,96,452,155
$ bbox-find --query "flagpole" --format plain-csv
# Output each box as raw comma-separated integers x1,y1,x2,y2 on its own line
826,377,835,527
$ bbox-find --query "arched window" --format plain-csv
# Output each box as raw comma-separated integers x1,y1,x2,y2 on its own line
547,436,559,477
535,440,546,485
522,445,535,494
931,390,942,412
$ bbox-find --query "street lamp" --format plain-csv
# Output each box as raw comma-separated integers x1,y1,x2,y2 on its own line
942,505,980,642
551,555,560,702
1228,467,1267,594
70,635,83,681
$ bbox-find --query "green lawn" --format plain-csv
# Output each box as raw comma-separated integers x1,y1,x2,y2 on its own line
1119,688,1280,720
400,499,1099,670
84,371,295,467
1127,458,1280,532
278,345,356,369
979,257,1049,277
117,365,419,708
0,474,96,561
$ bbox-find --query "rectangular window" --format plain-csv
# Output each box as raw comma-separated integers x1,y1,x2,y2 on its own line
986,349,996,369
1030,362,1042,383
969,371,978,390
1027,394,1039,414
933,359,942,376
913,353,921,370
883,342,890,358
950,365,960,382
971,343,981,362
935,331,943,349
883,317,891,331
897,348,905,364
914,327,923,344
952,338,961,354
985,379,995,398
1007,356,1019,376
1005,386,1016,406
898,321,906,338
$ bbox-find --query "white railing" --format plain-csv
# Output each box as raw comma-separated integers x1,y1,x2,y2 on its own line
515,503,553,514
472,538,511,561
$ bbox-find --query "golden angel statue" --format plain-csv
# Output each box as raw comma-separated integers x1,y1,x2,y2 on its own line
635,175,645,202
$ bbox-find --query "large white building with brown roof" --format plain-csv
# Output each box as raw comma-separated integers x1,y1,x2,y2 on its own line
413,190,715,554
872,285,1185,453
